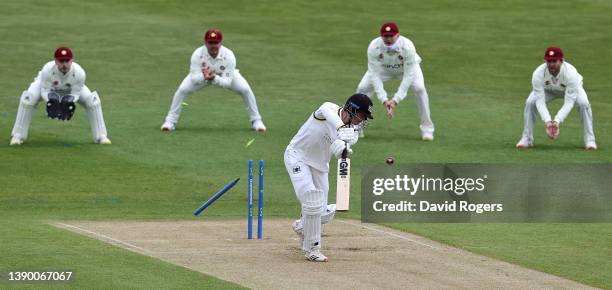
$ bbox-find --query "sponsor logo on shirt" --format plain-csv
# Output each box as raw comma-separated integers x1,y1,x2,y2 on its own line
383,63,404,69
292,166,301,174
323,134,332,145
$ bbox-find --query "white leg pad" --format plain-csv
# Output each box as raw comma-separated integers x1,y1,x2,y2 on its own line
11,91,36,140
321,204,336,224
301,189,325,252
294,204,336,234
85,91,108,142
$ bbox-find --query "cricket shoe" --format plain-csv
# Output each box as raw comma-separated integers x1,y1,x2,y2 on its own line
160,121,175,131
586,142,598,151
305,249,328,262
422,133,434,141
98,135,112,145
252,119,267,132
9,135,23,146
516,137,534,149
292,219,304,246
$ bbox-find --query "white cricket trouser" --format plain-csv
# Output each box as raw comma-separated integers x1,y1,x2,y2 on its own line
164,71,262,124
284,148,329,252
11,77,109,142
521,88,595,145
357,64,434,134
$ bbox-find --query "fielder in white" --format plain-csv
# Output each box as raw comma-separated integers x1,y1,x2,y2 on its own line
356,21,434,141
285,93,373,262
161,29,266,132
10,47,111,145
516,47,597,150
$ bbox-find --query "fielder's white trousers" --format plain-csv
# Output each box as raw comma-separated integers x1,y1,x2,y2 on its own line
357,64,434,134
521,88,595,145
11,77,108,142
164,71,262,124
284,148,328,252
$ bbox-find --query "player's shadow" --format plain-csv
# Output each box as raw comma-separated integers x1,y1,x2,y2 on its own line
10,140,92,148
169,125,252,133
530,144,589,151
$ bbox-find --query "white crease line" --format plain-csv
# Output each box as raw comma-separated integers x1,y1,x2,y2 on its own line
56,223,154,255
337,220,438,250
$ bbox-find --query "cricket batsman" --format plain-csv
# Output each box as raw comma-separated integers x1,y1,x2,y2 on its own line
10,47,111,145
284,93,373,262
356,21,434,140
516,47,597,150
160,29,267,132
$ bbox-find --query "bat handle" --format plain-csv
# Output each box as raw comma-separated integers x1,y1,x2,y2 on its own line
341,142,351,159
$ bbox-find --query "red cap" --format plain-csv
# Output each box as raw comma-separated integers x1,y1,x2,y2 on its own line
544,47,563,61
380,22,399,37
54,47,73,61
204,29,223,43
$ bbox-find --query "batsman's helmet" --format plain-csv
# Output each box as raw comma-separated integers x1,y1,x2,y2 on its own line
344,93,374,120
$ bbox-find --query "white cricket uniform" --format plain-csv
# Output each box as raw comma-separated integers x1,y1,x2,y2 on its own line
357,36,434,134
11,61,109,142
520,62,595,145
163,45,263,125
284,102,356,252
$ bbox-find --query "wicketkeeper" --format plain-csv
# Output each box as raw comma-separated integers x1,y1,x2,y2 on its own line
10,47,111,145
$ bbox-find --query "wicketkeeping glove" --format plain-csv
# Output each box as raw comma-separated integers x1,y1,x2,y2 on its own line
546,121,559,139
46,92,62,119
59,95,76,121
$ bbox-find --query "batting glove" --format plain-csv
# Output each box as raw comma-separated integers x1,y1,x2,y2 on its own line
331,139,352,159
337,127,355,143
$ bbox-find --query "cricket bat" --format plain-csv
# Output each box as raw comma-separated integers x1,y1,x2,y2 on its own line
336,142,351,211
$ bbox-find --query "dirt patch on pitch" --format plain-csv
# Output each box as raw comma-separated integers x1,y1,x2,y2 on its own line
53,219,595,290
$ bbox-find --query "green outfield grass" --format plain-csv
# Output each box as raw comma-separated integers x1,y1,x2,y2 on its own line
1,0,611,289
